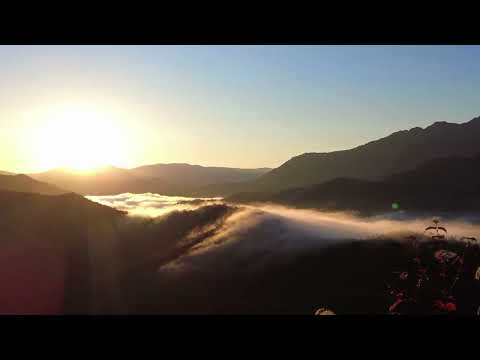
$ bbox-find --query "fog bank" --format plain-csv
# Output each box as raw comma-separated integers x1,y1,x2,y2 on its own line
88,193,480,268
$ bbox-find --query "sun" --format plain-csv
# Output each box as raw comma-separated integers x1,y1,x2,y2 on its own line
34,105,127,172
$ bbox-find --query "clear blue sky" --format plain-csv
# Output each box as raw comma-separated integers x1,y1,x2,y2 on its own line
1,45,480,172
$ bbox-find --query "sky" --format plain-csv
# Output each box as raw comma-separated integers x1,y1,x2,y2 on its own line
1,45,480,173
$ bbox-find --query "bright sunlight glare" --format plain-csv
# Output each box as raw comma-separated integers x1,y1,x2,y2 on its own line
34,105,127,171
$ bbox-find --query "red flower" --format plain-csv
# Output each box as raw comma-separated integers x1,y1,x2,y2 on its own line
434,300,445,310
433,300,457,312
444,302,456,312
434,249,458,264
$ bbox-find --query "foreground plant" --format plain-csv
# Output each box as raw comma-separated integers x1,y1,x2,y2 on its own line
387,219,479,315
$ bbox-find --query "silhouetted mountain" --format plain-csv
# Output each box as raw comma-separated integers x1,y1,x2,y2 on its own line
0,189,238,314
252,116,480,192
0,170,13,175
0,190,125,223
228,154,480,214
30,166,176,196
0,190,125,314
180,181,253,197
386,155,480,186
24,116,480,199
0,174,66,195
131,163,270,188
30,164,270,196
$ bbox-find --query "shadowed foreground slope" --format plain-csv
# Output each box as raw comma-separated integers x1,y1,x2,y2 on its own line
0,191,125,314
0,191,235,314
2,191,479,315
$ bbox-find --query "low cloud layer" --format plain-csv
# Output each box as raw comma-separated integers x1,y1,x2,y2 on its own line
160,205,480,273
88,193,480,270
83,193,480,314
87,193,222,217
243,204,480,241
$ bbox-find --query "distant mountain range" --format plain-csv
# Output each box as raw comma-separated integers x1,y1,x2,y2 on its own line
0,174,65,195
29,164,271,196
131,163,270,188
199,116,480,197
4,116,480,209
30,166,174,196
228,154,480,214
0,170,14,175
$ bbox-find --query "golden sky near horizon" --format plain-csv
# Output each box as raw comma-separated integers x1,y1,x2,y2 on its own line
2,45,480,173
1,101,145,173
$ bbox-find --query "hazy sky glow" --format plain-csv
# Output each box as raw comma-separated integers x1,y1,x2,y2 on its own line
2,45,480,173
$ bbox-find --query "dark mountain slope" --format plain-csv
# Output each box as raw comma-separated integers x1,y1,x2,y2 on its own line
254,116,480,192
0,191,126,314
0,174,66,195
228,154,480,214
179,181,251,198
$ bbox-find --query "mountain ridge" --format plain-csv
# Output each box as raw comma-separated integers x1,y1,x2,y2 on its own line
14,116,480,198
0,173,66,195
30,166,175,196
29,163,271,196
228,153,480,214
130,163,271,188
252,116,480,193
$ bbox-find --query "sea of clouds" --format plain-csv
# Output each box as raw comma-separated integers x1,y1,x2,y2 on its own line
87,192,222,217
88,193,480,262
86,193,480,314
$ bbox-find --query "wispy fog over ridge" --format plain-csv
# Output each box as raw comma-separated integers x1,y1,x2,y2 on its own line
159,205,480,274
87,192,222,217
87,193,480,276
88,193,480,252
4,191,479,314
81,193,480,314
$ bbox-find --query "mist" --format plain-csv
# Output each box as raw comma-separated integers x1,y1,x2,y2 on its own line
89,193,480,271
4,189,477,314
87,192,222,217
